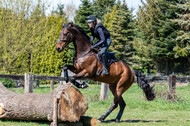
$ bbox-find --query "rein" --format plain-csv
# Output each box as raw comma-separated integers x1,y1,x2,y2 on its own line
80,49,92,58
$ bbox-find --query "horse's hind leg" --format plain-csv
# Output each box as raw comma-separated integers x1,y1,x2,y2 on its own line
99,75,132,122
115,96,126,122
98,85,119,122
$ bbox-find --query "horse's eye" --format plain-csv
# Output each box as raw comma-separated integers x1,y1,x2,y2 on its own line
64,32,69,36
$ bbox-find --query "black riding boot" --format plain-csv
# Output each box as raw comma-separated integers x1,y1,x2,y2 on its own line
102,54,109,75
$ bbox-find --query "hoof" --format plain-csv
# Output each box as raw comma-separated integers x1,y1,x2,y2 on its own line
97,119,102,123
108,119,120,122
115,118,120,122
98,118,104,123
81,82,88,89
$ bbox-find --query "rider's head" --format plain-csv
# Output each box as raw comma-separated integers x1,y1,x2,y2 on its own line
86,15,97,29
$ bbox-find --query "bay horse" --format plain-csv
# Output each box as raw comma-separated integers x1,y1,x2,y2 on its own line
56,22,155,122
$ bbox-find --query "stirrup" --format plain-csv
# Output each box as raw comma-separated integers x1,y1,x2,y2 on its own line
102,68,109,75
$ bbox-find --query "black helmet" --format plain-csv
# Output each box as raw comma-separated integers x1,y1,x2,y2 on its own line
86,15,96,22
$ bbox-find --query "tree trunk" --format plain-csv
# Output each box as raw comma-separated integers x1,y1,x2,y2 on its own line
0,82,88,122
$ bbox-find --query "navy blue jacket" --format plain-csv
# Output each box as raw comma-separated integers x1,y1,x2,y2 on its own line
90,23,110,48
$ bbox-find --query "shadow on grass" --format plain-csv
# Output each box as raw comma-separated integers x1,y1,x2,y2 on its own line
102,119,167,123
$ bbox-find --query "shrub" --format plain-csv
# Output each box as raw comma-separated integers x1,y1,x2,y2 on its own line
0,78,16,88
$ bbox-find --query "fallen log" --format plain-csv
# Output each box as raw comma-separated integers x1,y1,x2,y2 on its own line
0,82,88,122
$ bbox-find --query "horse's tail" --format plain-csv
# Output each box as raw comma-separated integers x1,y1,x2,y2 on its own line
133,70,155,101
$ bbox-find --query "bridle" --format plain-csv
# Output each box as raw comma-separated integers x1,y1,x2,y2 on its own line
59,28,72,49
58,25,93,57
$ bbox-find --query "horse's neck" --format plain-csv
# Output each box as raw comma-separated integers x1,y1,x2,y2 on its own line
73,37,91,58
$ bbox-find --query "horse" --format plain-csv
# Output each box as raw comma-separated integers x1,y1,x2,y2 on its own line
56,22,155,122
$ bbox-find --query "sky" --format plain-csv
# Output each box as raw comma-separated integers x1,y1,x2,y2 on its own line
46,0,143,20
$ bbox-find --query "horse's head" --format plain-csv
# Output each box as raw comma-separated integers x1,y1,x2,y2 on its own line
56,22,74,52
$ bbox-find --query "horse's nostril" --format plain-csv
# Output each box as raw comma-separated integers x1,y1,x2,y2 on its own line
56,48,60,52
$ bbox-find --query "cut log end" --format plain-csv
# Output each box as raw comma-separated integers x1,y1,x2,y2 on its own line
0,103,5,115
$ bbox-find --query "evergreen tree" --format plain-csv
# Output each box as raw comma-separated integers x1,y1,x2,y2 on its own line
104,5,117,31
74,0,93,33
135,0,179,74
107,2,136,65
172,1,190,58
92,0,116,21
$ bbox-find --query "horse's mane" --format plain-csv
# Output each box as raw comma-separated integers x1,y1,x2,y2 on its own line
64,22,90,41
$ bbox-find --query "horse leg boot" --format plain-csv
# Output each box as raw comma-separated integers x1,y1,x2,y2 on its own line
70,77,88,89
98,102,118,122
70,70,89,89
63,65,88,88
63,66,69,83
101,54,109,75
63,66,82,88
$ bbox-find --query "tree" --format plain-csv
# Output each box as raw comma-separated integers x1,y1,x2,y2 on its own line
104,5,117,31
93,0,116,21
31,4,70,76
134,0,179,75
0,0,36,74
172,1,190,58
170,1,190,74
74,0,93,34
0,0,70,75
106,2,136,65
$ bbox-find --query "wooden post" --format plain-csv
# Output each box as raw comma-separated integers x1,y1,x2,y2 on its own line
24,73,33,93
60,71,64,84
100,83,109,100
50,80,54,90
168,75,176,100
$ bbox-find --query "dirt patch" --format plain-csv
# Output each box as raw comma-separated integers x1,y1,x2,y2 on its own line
176,82,189,87
150,82,189,87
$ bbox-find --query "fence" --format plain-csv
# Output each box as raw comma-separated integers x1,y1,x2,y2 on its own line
0,73,66,93
0,73,189,98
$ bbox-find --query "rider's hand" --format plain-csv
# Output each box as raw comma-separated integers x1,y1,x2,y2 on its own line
90,45,94,50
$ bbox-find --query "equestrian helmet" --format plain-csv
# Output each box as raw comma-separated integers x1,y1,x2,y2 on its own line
86,15,96,22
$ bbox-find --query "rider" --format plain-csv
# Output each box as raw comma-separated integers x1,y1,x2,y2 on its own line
86,15,111,75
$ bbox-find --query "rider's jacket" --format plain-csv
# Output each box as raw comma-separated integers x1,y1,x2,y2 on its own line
90,23,110,48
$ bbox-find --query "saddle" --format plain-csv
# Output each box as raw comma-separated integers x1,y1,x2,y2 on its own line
97,52,118,65
96,51,118,75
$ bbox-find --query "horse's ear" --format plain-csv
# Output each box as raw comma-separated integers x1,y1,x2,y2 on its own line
62,23,65,27
68,22,73,27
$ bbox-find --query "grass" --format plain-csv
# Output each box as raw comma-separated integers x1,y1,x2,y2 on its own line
0,83,190,126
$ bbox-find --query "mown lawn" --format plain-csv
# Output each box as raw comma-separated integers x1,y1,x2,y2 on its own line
0,82,190,126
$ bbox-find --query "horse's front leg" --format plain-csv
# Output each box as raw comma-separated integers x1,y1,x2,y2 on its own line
70,69,89,88
63,65,77,83
63,65,88,88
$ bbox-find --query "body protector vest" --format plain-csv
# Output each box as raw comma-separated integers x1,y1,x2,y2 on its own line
92,23,110,40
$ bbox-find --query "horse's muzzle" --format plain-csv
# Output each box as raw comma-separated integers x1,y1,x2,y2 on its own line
56,47,63,52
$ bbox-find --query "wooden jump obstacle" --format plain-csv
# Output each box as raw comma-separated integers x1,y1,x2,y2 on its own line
0,73,98,126
0,82,98,126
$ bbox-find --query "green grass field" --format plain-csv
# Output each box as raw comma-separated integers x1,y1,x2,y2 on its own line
0,82,190,126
